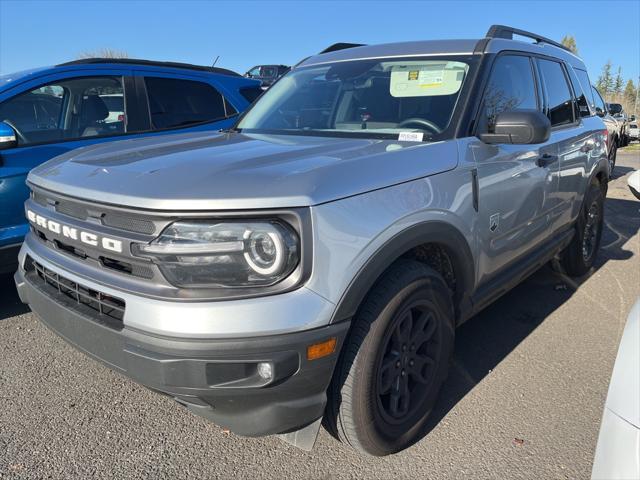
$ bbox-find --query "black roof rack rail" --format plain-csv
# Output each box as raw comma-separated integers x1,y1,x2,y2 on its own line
319,43,366,54
56,58,240,77
485,25,572,53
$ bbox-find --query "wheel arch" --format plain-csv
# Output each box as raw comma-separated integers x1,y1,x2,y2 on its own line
330,221,475,327
590,156,609,190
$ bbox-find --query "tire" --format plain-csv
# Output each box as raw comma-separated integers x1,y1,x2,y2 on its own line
324,260,454,456
559,181,604,276
608,142,617,175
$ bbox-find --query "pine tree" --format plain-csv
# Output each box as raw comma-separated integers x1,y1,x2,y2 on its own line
596,61,614,98
623,79,636,108
613,67,624,101
560,35,578,54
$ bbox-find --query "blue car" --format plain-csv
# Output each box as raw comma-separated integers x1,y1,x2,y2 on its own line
0,58,262,272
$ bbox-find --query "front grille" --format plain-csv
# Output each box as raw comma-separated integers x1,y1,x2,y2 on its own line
100,256,154,279
33,191,156,235
102,214,156,235
28,257,125,328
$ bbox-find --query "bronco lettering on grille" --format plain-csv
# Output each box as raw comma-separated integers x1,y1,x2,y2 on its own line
27,210,123,253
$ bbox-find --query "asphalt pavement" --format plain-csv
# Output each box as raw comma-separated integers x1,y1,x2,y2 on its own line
0,150,638,479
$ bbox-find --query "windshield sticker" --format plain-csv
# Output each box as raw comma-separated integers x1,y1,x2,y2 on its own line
418,67,444,87
398,132,424,142
390,63,466,97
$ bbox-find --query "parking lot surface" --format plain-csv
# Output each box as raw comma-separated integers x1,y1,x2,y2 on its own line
0,151,638,480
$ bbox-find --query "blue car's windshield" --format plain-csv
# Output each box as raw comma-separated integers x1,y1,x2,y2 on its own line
237,57,471,141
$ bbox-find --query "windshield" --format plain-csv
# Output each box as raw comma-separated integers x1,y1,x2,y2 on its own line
237,57,471,141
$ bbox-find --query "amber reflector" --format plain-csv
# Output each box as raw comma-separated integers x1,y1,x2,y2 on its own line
307,337,337,360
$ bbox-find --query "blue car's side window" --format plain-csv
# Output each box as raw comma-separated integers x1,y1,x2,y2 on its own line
0,76,125,147
143,76,235,131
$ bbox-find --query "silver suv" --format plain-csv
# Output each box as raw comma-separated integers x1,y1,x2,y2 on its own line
14,25,609,456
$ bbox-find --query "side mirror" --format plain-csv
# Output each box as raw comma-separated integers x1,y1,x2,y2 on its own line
0,121,17,150
595,107,605,118
479,110,551,145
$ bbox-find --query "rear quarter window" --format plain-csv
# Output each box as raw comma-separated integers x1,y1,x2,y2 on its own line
566,66,592,118
574,68,595,109
239,86,264,104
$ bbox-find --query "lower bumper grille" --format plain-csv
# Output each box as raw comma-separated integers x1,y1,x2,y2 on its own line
27,257,125,328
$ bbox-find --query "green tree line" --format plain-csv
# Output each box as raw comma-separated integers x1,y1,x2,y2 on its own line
561,35,638,116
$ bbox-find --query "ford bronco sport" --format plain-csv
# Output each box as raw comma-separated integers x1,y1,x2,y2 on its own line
14,26,609,456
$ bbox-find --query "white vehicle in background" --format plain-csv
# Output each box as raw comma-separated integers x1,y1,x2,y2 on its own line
591,173,640,480
628,122,638,142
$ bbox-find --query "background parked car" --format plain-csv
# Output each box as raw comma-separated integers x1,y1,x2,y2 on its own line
607,102,630,146
0,58,261,273
244,64,290,89
591,86,619,174
628,121,638,141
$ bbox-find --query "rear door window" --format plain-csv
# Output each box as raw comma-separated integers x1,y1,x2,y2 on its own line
537,59,574,127
143,77,230,130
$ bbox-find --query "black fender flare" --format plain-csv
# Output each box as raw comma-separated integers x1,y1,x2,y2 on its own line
330,221,475,326
588,156,609,186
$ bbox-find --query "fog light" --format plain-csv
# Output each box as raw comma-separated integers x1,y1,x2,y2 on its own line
257,362,273,380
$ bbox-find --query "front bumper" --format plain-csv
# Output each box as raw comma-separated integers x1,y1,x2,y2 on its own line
15,262,350,437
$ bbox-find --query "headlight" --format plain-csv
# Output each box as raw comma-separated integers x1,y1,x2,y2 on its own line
132,220,299,288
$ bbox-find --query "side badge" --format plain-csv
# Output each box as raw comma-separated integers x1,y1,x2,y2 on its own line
489,213,500,232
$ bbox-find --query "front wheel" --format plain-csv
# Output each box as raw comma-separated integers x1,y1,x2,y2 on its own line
559,182,604,276
324,260,454,456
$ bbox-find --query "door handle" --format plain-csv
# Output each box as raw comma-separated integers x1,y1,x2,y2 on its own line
536,153,557,168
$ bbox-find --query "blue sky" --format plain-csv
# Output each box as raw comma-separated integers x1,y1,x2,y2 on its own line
1,0,639,84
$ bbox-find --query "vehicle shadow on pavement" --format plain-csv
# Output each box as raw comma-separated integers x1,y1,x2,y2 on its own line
610,165,635,181
599,197,639,261
416,194,639,447
0,273,29,321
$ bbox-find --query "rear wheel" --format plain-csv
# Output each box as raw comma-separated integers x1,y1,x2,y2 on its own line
324,260,454,456
559,182,604,276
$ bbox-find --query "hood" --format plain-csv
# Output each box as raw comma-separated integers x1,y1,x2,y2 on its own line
28,131,458,210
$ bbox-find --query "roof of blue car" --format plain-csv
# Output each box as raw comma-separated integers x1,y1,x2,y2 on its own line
0,59,243,93
0,66,51,88
57,58,240,77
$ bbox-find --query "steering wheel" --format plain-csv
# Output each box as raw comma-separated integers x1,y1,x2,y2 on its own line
397,118,442,135
2,119,29,144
